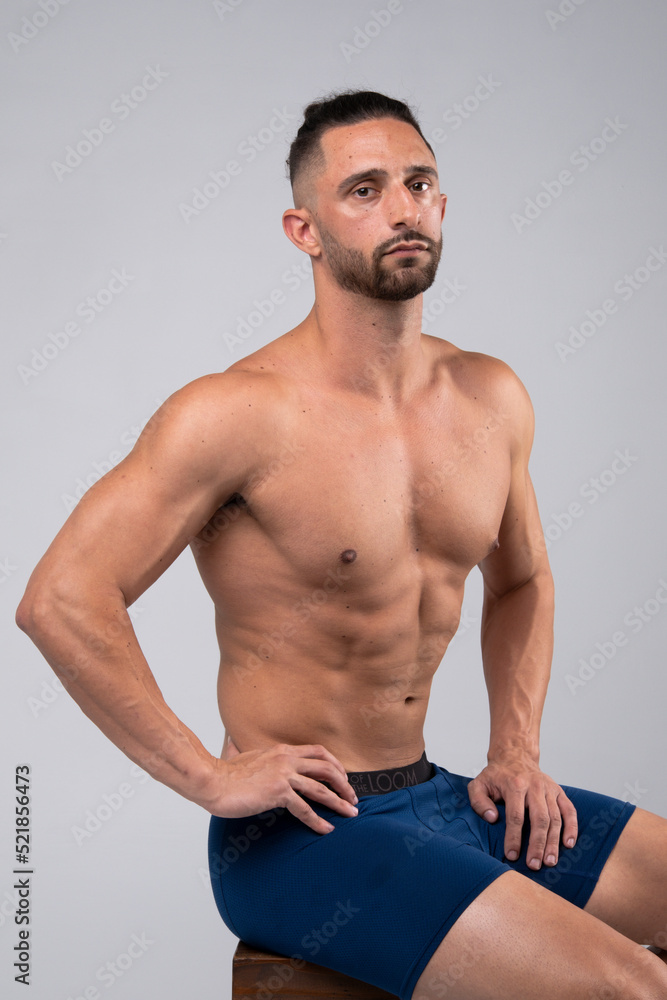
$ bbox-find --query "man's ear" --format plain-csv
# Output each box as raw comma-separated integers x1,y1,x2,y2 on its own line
282,207,322,258
440,193,447,222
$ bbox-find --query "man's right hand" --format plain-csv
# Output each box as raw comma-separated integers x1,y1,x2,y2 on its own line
207,740,359,834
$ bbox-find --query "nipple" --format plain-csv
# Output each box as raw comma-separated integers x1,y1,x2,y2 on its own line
340,549,357,564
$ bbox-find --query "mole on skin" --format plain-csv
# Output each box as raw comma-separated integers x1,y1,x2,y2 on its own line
340,549,357,564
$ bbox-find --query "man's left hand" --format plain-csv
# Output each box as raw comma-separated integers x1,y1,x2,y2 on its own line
467,753,578,869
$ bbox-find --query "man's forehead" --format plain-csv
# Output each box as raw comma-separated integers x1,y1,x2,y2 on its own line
318,118,436,182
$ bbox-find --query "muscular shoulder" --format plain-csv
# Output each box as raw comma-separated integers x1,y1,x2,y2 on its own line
155,365,289,428
424,335,535,454
130,365,293,498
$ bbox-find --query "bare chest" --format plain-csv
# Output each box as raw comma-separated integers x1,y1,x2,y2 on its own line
238,402,511,585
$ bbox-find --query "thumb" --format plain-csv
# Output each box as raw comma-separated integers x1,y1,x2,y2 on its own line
467,778,499,823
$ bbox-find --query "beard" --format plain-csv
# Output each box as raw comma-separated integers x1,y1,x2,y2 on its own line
316,226,443,301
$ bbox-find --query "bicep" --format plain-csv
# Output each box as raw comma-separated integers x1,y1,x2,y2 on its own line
478,379,550,599
481,467,548,599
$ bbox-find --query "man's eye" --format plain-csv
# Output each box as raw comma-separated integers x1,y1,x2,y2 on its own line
412,181,429,192
354,187,372,197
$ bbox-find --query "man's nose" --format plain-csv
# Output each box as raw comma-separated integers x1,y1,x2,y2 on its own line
386,183,420,228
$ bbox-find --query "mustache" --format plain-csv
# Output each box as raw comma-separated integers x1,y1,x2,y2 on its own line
375,231,440,257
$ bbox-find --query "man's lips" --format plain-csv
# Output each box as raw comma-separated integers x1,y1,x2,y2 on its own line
385,242,428,255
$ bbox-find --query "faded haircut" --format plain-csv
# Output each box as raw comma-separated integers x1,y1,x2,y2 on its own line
287,90,434,200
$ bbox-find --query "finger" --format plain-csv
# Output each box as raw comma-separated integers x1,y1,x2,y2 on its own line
284,790,337,835
291,773,359,817
298,759,360,804
558,792,579,849
541,797,564,867
287,745,357,802
523,792,552,870
467,780,499,823
503,789,529,863
284,744,349,780
225,738,240,759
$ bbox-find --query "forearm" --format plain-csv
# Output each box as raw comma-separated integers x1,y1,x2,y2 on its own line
480,569,554,763
16,581,218,808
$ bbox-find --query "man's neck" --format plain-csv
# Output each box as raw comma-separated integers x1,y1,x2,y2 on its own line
302,281,428,403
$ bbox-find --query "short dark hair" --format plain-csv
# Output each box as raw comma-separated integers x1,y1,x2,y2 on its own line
287,89,434,194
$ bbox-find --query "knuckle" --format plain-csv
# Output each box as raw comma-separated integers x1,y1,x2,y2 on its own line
273,776,290,797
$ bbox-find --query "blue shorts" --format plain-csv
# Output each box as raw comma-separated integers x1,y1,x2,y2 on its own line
208,761,635,1000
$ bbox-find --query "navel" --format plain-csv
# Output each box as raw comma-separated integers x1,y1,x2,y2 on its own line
340,549,357,564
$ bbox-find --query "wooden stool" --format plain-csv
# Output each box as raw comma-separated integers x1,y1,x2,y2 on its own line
232,940,399,999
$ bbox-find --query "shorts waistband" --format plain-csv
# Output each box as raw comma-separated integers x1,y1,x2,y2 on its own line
346,751,435,796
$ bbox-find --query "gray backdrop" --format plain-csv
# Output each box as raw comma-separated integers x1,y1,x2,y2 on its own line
2,1,666,998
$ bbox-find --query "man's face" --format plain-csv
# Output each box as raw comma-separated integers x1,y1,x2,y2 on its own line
307,118,446,302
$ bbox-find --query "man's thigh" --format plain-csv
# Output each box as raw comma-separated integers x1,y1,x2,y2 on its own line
413,869,667,1000
585,806,667,947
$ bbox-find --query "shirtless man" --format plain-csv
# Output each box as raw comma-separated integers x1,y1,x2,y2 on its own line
16,91,667,999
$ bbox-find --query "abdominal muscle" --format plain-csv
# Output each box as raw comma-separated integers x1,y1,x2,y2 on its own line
213,569,463,773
